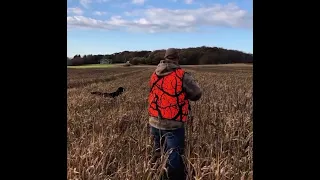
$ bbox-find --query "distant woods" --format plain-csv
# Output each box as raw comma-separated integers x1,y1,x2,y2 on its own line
67,46,253,66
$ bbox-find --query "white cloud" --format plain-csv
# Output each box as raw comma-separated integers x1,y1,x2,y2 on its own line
80,0,92,8
97,0,110,2
67,3,252,32
132,0,145,5
67,7,83,15
93,11,107,15
67,16,113,30
185,0,193,4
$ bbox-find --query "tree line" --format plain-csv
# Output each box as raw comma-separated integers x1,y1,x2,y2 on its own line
67,46,253,66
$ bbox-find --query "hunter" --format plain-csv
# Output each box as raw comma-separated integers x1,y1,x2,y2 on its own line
148,48,202,179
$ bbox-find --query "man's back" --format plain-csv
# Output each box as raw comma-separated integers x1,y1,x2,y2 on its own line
149,67,189,121
148,59,202,130
153,60,202,102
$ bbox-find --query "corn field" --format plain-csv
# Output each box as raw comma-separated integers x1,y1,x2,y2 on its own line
67,64,253,180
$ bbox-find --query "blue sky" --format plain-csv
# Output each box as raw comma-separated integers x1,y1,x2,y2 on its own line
67,0,252,57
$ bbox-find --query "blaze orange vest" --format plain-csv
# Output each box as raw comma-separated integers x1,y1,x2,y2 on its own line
148,68,189,122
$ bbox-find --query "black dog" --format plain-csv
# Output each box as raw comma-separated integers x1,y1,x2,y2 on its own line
91,87,125,98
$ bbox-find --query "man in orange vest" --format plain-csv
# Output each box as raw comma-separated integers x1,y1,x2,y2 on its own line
148,48,202,180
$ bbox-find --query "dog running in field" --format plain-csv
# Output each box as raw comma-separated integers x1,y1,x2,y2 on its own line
91,87,125,98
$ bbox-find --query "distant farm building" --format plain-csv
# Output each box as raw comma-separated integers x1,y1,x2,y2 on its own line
123,60,132,66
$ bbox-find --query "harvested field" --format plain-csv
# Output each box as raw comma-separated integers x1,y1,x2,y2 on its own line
67,64,253,180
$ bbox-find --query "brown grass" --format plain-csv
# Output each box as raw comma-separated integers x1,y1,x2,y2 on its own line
67,65,253,180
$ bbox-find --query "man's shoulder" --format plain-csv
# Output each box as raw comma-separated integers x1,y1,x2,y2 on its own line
182,70,193,78
183,71,191,75
182,71,197,86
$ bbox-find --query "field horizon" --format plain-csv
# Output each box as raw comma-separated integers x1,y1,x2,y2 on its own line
67,63,252,69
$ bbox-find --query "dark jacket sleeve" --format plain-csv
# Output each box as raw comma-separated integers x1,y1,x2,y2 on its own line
183,72,202,101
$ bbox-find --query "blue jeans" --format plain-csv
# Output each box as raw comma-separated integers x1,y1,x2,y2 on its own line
150,126,186,180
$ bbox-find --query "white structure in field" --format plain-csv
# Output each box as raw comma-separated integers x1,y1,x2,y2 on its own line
124,60,132,66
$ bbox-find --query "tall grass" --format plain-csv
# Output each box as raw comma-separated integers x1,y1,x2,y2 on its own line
67,65,253,180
